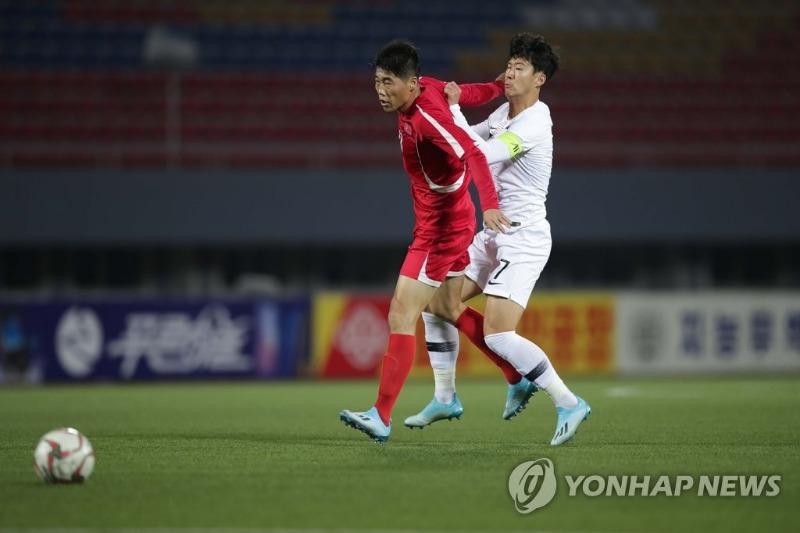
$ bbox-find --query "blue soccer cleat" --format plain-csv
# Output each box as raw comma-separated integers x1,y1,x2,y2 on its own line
503,377,538,420
550,396,592,446
339,407,391,444
403,394,464,428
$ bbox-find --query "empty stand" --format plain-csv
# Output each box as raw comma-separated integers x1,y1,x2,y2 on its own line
1,0,798,167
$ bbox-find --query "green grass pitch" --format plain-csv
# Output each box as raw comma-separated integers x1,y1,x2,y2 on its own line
0,376,798,532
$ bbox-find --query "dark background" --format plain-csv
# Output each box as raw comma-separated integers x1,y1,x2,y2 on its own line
1,0,798,294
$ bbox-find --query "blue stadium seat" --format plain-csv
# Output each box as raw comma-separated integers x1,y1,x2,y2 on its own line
0,0,798,168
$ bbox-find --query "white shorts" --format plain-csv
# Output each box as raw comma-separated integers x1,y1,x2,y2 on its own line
465,218,552,308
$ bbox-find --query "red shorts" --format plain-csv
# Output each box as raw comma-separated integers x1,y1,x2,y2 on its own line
399,224,475,287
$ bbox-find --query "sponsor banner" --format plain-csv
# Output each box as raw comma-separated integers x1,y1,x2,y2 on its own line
312,291,614,378
617,292,800,374
312,292,390,378
50,300,256,381
0,303,44,384
0,298,308,383
258,297,311,379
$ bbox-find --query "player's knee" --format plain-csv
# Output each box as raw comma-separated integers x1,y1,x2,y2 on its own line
388,298,417,333
427,299,463,323
484,330,515,354
482,316,504,336
482,300,523,336
387,310,415,333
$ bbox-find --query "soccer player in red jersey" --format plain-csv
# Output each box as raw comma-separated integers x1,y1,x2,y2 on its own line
339,39,511,443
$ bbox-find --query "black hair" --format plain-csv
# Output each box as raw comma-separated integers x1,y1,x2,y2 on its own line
374,39,420,80
509,33,560,82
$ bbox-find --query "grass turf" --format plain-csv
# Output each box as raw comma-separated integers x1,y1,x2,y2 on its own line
0,377,798,532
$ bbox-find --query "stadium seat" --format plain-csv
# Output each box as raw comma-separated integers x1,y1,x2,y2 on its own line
0,0,798,167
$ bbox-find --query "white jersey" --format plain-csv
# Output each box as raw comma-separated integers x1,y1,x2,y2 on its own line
451,100,553,226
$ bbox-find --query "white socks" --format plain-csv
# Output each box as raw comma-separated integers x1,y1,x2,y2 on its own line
485,331,578,409
423,314,578,410
422,312,459,405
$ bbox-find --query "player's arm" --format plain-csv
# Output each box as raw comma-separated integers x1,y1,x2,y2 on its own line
453,110,491,141
452,104,526,165
444,81,491,140
455,79,504,107
446,81,537,165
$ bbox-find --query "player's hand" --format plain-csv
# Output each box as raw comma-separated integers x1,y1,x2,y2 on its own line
495,71,505,82
444,81,461,106
483,208,512,233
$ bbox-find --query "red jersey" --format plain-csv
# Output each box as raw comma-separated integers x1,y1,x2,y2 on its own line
397,77,503,236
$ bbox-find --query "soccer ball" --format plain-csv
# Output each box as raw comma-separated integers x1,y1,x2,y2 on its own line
33,427,95,483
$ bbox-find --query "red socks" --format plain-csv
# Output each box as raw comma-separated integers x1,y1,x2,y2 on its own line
374,333,416,425
455,306,521,384
374,309,520,426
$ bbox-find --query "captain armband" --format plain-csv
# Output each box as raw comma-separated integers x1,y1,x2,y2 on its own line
497,131,524,159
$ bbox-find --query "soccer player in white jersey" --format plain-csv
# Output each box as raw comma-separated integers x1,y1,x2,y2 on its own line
404,33,591,446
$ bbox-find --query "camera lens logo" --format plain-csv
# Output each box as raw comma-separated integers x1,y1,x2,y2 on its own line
508,458,557,514
56,306,103,378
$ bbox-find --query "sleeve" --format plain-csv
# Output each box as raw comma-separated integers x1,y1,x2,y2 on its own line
417,102,499,211
451,104,548,165
470,118,491,141
450,103,490,141
457,80,504,108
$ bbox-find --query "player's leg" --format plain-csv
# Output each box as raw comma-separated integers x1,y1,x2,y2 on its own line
450,231,521,384
481,222,590,444
377,274,439,415
340,274,437,442
484,295,574,401
448,233,531,418
484,296,588,429
341,239,446,442
454,302,521,385
404,275,466,428
412,279,474,410
484,220,591,444
484,302,591,444
413,229,526,425
456,295,533,419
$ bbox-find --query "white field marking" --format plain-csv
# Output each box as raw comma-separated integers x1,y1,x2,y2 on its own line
604,386,704,399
